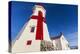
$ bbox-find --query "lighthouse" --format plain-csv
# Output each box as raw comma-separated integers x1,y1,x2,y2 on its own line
12,4,51,53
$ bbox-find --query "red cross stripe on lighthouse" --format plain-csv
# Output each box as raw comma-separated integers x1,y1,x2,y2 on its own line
31,11,46,40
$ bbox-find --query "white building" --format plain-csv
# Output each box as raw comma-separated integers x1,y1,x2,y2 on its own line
51,32,70,50
11,4,70,53
12,4,51,53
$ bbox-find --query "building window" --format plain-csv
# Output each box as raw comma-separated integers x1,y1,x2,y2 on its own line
66,44,69,48
30,27,35,32
27,40,32,45
68,44,69,47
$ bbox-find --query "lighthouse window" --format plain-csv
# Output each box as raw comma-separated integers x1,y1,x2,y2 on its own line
27,40,32,45
30,27,35,32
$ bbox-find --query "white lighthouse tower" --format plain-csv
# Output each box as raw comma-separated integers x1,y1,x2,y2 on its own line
12,4,51,53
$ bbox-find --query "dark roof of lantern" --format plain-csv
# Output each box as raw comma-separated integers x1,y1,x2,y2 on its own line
36,3,42,6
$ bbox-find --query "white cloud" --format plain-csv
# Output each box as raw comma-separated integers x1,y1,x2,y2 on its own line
65,32,78,46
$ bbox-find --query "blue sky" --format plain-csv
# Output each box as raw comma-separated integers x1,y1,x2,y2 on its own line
10,1,78,47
